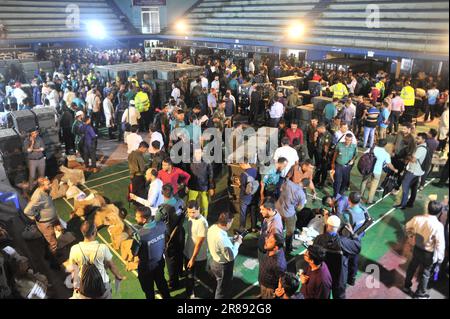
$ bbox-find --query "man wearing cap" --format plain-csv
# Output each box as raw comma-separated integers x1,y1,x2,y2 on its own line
23,127,46,190
313,214,361,299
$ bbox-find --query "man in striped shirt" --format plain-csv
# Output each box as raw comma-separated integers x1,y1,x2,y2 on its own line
362,104,380,149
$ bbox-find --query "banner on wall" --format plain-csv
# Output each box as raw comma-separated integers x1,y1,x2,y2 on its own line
132,0,166,5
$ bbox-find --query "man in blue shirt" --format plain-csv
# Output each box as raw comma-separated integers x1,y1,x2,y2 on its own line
343,192,367,286
323,98,339,125
259,157,288,202
160,184,185,290
378,101,390,140
322,194,350,217
81,116,98,172
360,139,398,204
135,206,171,299
425,84,440,122
276,175,306,254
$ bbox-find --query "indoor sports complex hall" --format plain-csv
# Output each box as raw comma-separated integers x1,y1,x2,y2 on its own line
0,0,448,301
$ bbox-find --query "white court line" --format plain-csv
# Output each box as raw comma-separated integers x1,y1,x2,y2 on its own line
233,178,436,299
85,169,129,184
88,175,130,189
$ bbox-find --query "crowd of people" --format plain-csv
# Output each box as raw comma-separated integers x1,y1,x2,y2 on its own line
0,46,449,300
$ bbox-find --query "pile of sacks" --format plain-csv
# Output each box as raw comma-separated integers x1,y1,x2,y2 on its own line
67,193,139,272
50,165,86,200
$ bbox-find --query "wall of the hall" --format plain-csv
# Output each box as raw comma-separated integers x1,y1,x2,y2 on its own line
112,0,197,32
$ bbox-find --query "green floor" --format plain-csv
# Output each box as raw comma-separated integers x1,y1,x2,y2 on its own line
55,155,448,299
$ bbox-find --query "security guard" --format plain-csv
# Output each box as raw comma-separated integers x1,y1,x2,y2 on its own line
401,81,416,123
134,86,151,131
375,78,386,100
330,79,349,100
134,206,171,299
86,70,96,86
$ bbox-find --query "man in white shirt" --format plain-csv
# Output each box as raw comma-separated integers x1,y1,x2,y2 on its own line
129,168,164,215
183,200,209,298
171,83,181,102
248,59,255,74
85,88,96,114
148,124,164,150
395,133,428,209
438,105,449,152
273,137,299,178
269,98,284,127
426,84,440,122
47,86,59,109
69,220,123,299
13,84,28,107
125,125,143,154
207,212,243,299
122,100,141,141
200,75,209,90
103,92,115,139
334,122,358,145
211,75,220,91
63,86,76,108
403,200,445,299
190,79,198,94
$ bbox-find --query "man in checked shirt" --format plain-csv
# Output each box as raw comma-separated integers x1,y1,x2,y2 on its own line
257,197,283,264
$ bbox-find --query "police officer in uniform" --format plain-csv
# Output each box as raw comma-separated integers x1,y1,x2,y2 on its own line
135,206,171,299
313,123,332,188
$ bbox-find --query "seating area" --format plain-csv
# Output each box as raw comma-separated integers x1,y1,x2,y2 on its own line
167,0,449,54
0,0,132,41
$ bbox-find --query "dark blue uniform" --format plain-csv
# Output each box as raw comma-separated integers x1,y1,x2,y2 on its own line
137,220,170,299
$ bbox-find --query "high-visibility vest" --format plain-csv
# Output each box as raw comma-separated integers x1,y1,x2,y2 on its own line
401,86,415,106
134,91,150,113
87,74,96,85
375,81,385,97
331,83,349,99
130,79,139,88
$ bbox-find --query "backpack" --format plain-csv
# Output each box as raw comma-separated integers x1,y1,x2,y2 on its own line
418,145,432,171
244,172,259,195
79,244,106,299
352,207,373,238
357,146,377,176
